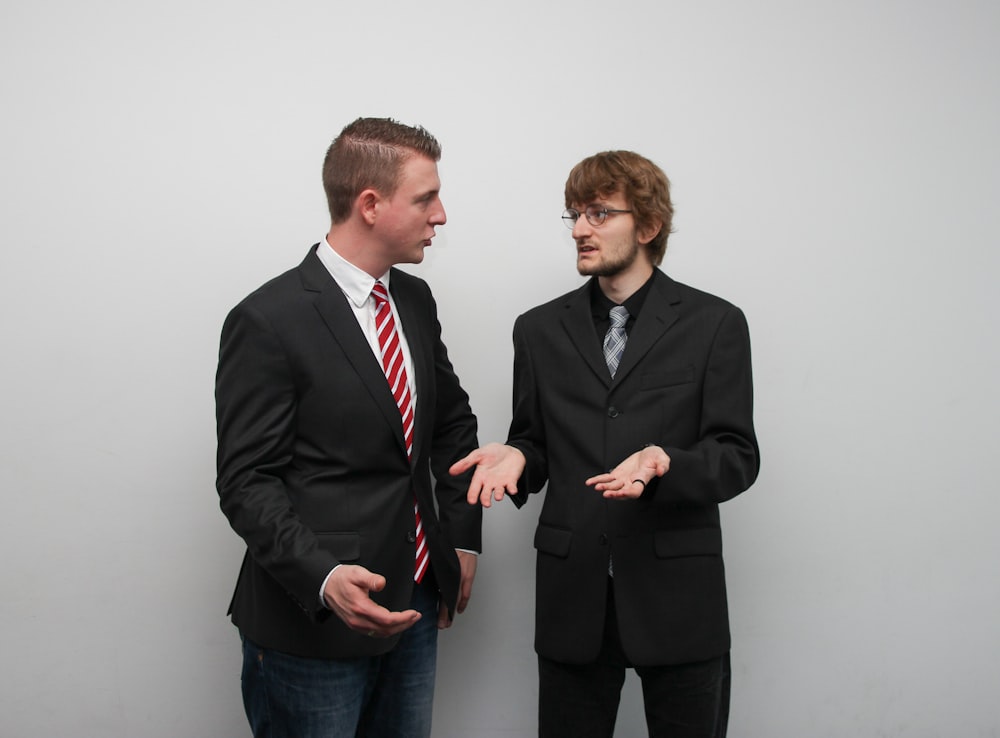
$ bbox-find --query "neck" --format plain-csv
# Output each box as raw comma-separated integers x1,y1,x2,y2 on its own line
598,263,654,304
325,223,387,279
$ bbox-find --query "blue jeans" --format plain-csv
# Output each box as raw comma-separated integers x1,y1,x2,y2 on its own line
241,579,439,738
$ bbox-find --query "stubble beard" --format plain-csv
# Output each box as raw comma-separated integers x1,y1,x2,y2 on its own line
576,242,640,278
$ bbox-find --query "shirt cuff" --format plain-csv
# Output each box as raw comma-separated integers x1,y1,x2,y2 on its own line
319,565,341,608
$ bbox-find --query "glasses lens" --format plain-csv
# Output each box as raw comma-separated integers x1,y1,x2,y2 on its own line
561,209,579,229
585,205,607,226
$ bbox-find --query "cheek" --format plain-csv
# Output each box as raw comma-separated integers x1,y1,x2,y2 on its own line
390,214,424,244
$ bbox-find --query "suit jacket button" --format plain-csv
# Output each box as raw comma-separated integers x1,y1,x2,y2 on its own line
607,406,620,418
406,531,417,543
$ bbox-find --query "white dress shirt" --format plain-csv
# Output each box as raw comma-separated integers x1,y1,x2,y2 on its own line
315,236,418,412
313,237,475,608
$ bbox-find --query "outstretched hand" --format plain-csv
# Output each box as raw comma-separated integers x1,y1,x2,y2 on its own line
449,443,526,508
585,445,671,499
322,565,421,638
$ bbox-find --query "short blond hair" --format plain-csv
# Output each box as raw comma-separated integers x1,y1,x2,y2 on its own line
322,117,441,224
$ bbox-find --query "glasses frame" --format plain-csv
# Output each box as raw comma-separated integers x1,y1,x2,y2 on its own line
561,205,634,229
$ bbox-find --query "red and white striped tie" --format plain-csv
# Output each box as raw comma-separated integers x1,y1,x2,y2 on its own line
372,281,429,583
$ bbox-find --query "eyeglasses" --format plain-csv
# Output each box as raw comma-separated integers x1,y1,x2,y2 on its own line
561,205,633,229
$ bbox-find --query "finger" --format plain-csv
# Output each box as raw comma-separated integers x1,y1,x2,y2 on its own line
345,600,411,635
449,453,476,476
373,618,422,638
384,610,422,636
466,482,484,505
467,471,494,505
602,482,643,500
437,601,451,629
457,580,472,613
367,606,422,630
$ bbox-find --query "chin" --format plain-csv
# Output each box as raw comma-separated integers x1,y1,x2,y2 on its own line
579,263,616,278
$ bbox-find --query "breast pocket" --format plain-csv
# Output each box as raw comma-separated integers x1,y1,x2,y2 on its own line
316,532,361,563
639,365,696,391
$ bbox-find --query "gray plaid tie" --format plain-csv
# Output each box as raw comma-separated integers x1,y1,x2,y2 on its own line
603,305,630,378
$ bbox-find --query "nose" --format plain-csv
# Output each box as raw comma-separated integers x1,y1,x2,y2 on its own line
430,198,447,226
571,215,592,240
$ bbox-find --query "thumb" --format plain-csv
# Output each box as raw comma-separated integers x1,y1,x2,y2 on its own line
449,450,479,476
367,573,387,593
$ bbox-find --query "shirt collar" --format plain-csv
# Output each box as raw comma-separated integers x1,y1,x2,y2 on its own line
316,236,391,307
590,271,655,320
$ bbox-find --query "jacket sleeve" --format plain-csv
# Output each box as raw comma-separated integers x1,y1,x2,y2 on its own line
656,305,760,505
425,289,482,551
506,313,549,508
215,300,336,618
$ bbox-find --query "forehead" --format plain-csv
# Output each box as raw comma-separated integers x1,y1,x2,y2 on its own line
572,190,628,208
398,154,440,191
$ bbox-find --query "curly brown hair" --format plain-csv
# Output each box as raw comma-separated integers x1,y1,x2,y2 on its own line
322,117,442,224
564,150,674,265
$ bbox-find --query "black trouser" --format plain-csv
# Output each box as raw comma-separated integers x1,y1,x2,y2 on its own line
538,584,730,738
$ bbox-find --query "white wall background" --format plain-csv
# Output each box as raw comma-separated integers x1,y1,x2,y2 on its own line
2,0,998,735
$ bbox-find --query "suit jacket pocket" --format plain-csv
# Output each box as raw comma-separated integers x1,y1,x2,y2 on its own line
654,528,722,559
534,524,572,559
640,365,696,390
316,532,361,563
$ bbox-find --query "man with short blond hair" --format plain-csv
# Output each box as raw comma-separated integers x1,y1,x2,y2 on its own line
217,117,480,738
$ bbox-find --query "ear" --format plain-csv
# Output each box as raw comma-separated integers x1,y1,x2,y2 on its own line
356,189,381,226
637,218,662,246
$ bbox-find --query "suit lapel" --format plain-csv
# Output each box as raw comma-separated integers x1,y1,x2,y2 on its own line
561,271,682,387
611,270,681,385
300,250,410,459
560,281,613,387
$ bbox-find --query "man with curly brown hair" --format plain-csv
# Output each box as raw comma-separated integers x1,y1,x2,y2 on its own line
453,150,759,738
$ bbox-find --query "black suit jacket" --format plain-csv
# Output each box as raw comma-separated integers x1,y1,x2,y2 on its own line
216,246,480,658
508,269,758,666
